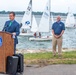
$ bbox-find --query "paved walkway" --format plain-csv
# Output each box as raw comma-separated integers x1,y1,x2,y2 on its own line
1,65,76,75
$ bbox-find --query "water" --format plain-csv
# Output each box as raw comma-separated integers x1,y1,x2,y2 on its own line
0,15,76,50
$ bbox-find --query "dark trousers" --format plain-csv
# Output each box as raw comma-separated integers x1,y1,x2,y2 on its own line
14,43,16,54
12,44,17,75
12,72,17,75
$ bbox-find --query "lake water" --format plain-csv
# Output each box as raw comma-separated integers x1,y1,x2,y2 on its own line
0,15,76,50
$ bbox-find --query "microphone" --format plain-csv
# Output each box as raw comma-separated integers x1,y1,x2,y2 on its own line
2,24,8,31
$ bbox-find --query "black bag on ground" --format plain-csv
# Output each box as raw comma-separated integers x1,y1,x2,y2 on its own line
6,56,18,74
13,53,24,73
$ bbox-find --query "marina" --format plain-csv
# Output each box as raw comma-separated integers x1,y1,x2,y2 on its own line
0,14,76,50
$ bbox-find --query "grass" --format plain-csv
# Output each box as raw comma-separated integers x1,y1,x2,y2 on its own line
24,51,76,65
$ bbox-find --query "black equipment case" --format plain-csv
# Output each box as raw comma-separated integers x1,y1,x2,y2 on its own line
13,53,24,73
6,56,18,74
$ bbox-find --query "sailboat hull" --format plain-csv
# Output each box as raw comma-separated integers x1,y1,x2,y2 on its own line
20,33,34,37
29,36,52,41
66,26,76,29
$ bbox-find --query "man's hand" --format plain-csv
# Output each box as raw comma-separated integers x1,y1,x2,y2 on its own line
54,35,59,39
54,35,61,39
57,30,64,38
12,32,16,36
57,35,61,38
52,30,64,39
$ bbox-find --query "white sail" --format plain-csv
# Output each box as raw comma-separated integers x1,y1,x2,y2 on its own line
38,0,50,32
21,0,32,29
51,14,54,25
50,14,54,30
31,15,38,32
65,12,76,27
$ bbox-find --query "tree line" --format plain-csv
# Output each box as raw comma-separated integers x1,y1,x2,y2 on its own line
0,10,76,16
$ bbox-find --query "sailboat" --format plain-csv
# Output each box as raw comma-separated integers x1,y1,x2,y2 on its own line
20,0,34,37
51,14,54,25
65,9,76,28
29,0,52,41
31,15,38,33
50,14,54,35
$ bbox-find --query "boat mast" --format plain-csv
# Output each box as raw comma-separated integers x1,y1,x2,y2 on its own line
68,7,70,14
30,0,32,28
49,0,51,32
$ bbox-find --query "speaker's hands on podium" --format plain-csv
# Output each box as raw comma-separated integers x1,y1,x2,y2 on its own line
12,33,16,36
12,33,16,38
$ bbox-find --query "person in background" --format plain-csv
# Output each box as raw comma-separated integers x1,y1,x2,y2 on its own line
34,32,41,38
34,32,37,38
52,16,65,58
39,32,41,38
2,12,20,54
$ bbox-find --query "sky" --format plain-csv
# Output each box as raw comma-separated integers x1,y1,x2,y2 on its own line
0,0,76,13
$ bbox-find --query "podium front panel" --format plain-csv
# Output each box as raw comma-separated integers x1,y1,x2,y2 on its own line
0,32,14,73
0,33,5,72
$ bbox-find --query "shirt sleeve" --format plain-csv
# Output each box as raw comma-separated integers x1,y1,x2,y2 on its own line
52,23,54,30
15,23,20,36
62,23,65,30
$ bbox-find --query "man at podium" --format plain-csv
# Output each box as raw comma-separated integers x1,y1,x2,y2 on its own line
2,12,20,54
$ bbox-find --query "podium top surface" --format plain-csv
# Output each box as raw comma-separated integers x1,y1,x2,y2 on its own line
0,31,12,35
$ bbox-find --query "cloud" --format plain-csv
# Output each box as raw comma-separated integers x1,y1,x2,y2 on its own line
0,0,30,11
0,0,76,13
51,0,76,13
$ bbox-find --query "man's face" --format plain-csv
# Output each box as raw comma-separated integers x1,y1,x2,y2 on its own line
57,16,61,22
9,13,15,21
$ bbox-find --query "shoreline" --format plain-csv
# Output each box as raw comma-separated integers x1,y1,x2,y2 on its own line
16,48,76,54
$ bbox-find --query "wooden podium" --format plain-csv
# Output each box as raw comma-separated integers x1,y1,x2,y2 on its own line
0,32,14,73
